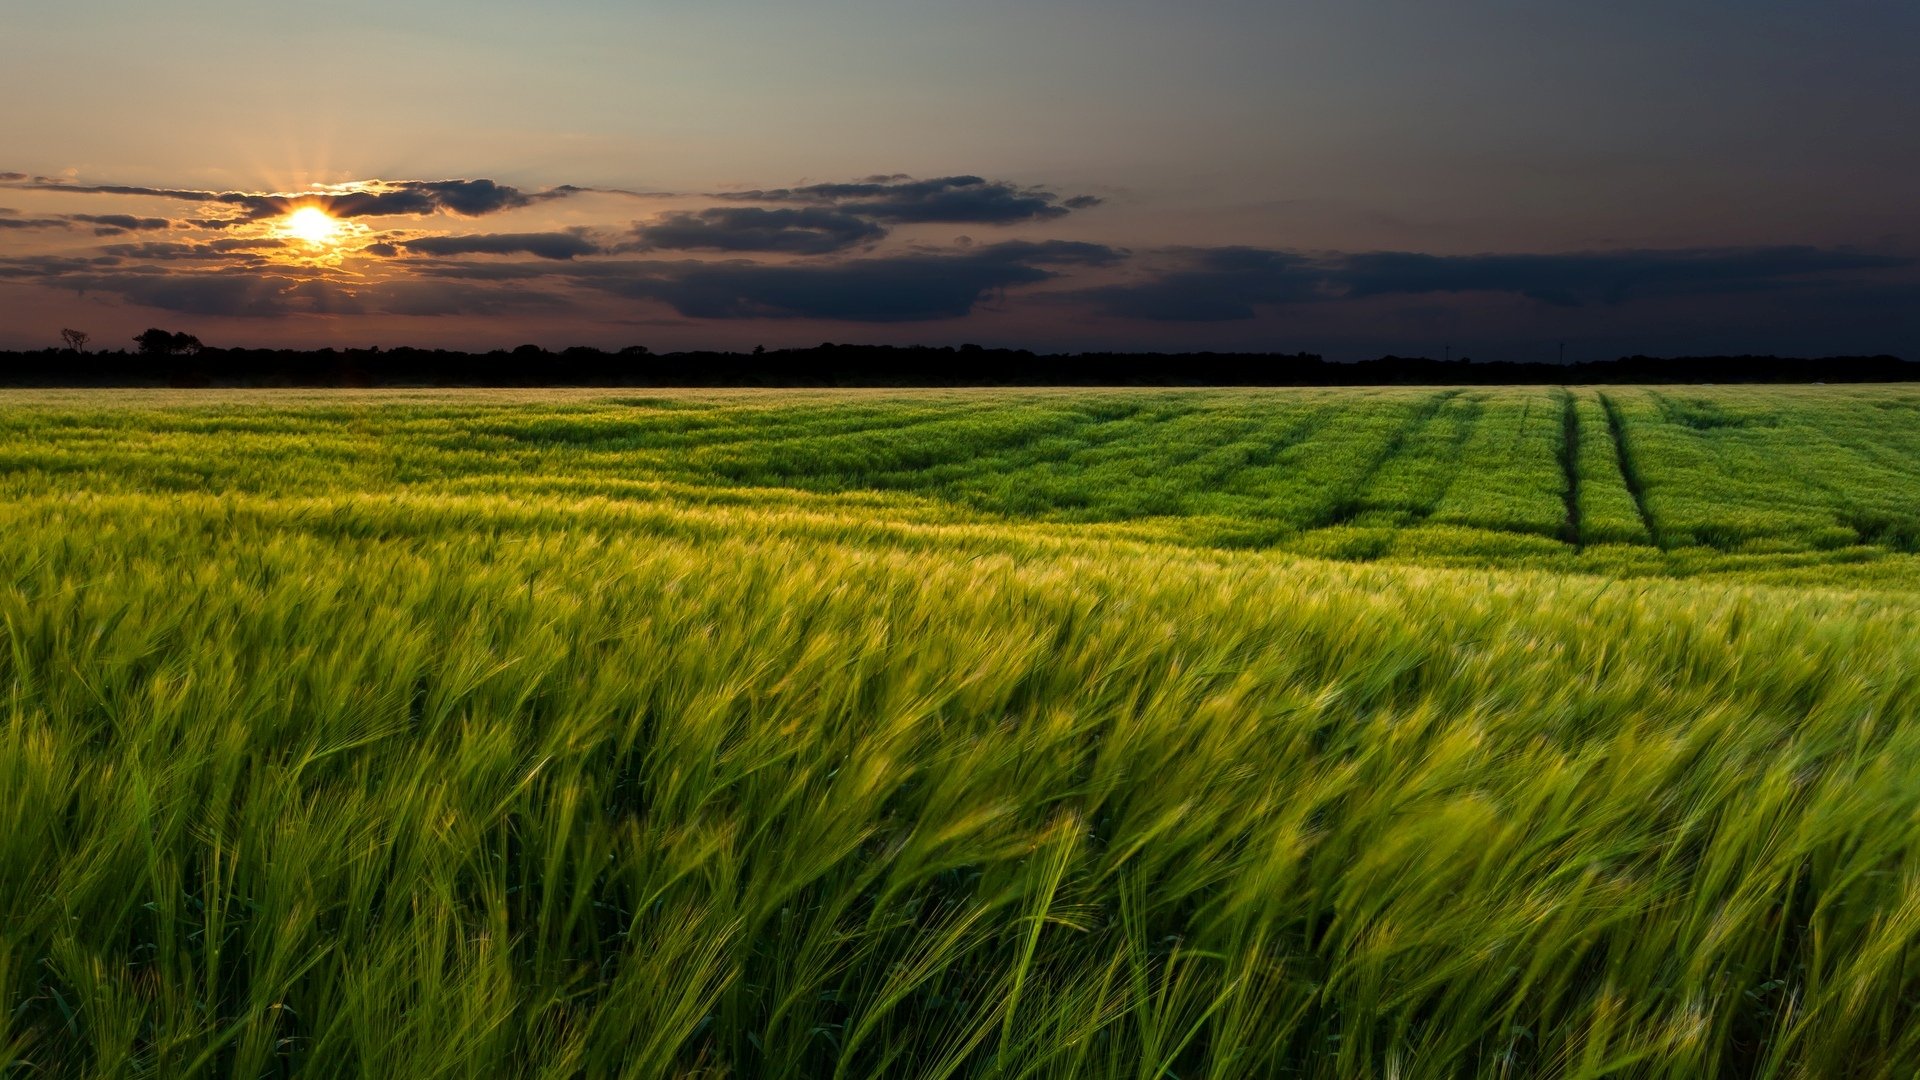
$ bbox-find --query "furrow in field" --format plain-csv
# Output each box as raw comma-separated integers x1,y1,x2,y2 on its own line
7,388,1920,577
1557,391,1582,550
1309,390,1465,530
1236,400,1344,471
672,405,1099,491
1420,389,1573,547
1404,393,1486,524
1597,391,1662,548
463,395,1021,459
1630,389,1861,551
864,400,1212,517
1565,393,1651,547
567,399,1013,454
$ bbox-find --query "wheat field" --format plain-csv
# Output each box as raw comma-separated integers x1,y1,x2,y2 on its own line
4,386,1920,1078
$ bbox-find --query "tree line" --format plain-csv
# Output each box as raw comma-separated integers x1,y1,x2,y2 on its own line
3,331,1913,386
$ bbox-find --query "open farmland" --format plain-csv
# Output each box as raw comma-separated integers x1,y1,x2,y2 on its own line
4,386,1920,1078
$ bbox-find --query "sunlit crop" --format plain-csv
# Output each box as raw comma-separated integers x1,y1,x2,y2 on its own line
3,385,1920,1077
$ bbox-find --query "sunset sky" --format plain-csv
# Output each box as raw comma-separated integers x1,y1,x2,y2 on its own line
3,0,1916,359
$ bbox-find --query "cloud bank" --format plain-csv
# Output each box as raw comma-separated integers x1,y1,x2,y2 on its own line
1079,246,1916,321
716,175,1102,224
632,207,887,255
5,175,581,225
2,168,1914,356
399,232,602,261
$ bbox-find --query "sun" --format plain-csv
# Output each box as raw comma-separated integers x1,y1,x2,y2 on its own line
282,206,341,245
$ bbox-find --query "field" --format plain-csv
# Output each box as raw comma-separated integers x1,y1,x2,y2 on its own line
4,385,1920,1078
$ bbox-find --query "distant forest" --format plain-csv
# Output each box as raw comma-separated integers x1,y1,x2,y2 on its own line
1,335,1914,386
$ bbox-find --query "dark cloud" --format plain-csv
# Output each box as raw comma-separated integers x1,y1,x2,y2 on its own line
206,237,287,253
0,173,27,182
27,264,569,319
307,179,561,221
1083,245,1917,321
720,175,1101,225
965,240,1128,267
51,270,346,317
95,239,286,263
597,257,1052,321
401,231,602,261
359,280,572,317
97,242,201,260
419,241,1125,321
0,217,68,230
594,241,1126,321
632,207,887,255
0,255,123,278
66,213,174,235
20,177,579,223
411,262,557,282
1078,248,1325,321
1335,247,1911,307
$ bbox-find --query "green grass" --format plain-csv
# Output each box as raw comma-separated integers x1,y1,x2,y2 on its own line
4,386,1920,1077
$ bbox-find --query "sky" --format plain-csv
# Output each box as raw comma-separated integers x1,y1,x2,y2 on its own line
2,0,1916,360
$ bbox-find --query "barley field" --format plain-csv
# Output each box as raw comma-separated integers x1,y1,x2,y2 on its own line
4,386,1920,1078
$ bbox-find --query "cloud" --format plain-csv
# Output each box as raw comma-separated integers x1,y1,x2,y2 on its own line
359,280,573,317
206,237,287,253
1334,247,1912,306
53,270,349,317
66,213,174,235
608,241,1126,321
96,242,204,260
419,241,1127,321
964,240,1128,267
0,172,1126,323
17,166,1902,347
400,231,602,260
94,239,286,263
719,175,1101,225
305,179,562,221
1082,245,1917,321
17,177,581,224
34,265,570,319
0,172,28,182
0,254,122,278
632,207,887,255
1078,248,1325,321
601,258,1050,320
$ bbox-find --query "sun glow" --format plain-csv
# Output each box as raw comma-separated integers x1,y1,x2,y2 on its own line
282,206,341,245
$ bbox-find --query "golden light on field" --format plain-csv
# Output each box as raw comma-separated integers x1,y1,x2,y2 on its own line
281,206,341,245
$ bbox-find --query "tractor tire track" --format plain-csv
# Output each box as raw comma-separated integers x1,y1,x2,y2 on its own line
1557,390,1582,550
1598,392,1662,548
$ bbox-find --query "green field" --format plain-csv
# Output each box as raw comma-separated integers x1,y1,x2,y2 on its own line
4,386,1920,1077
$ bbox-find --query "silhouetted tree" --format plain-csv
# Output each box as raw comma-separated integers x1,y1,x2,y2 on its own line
134,328,175,356
59,328,89,353
134,329,204,356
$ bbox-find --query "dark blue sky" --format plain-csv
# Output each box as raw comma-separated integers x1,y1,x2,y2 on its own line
2,1,1915,357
